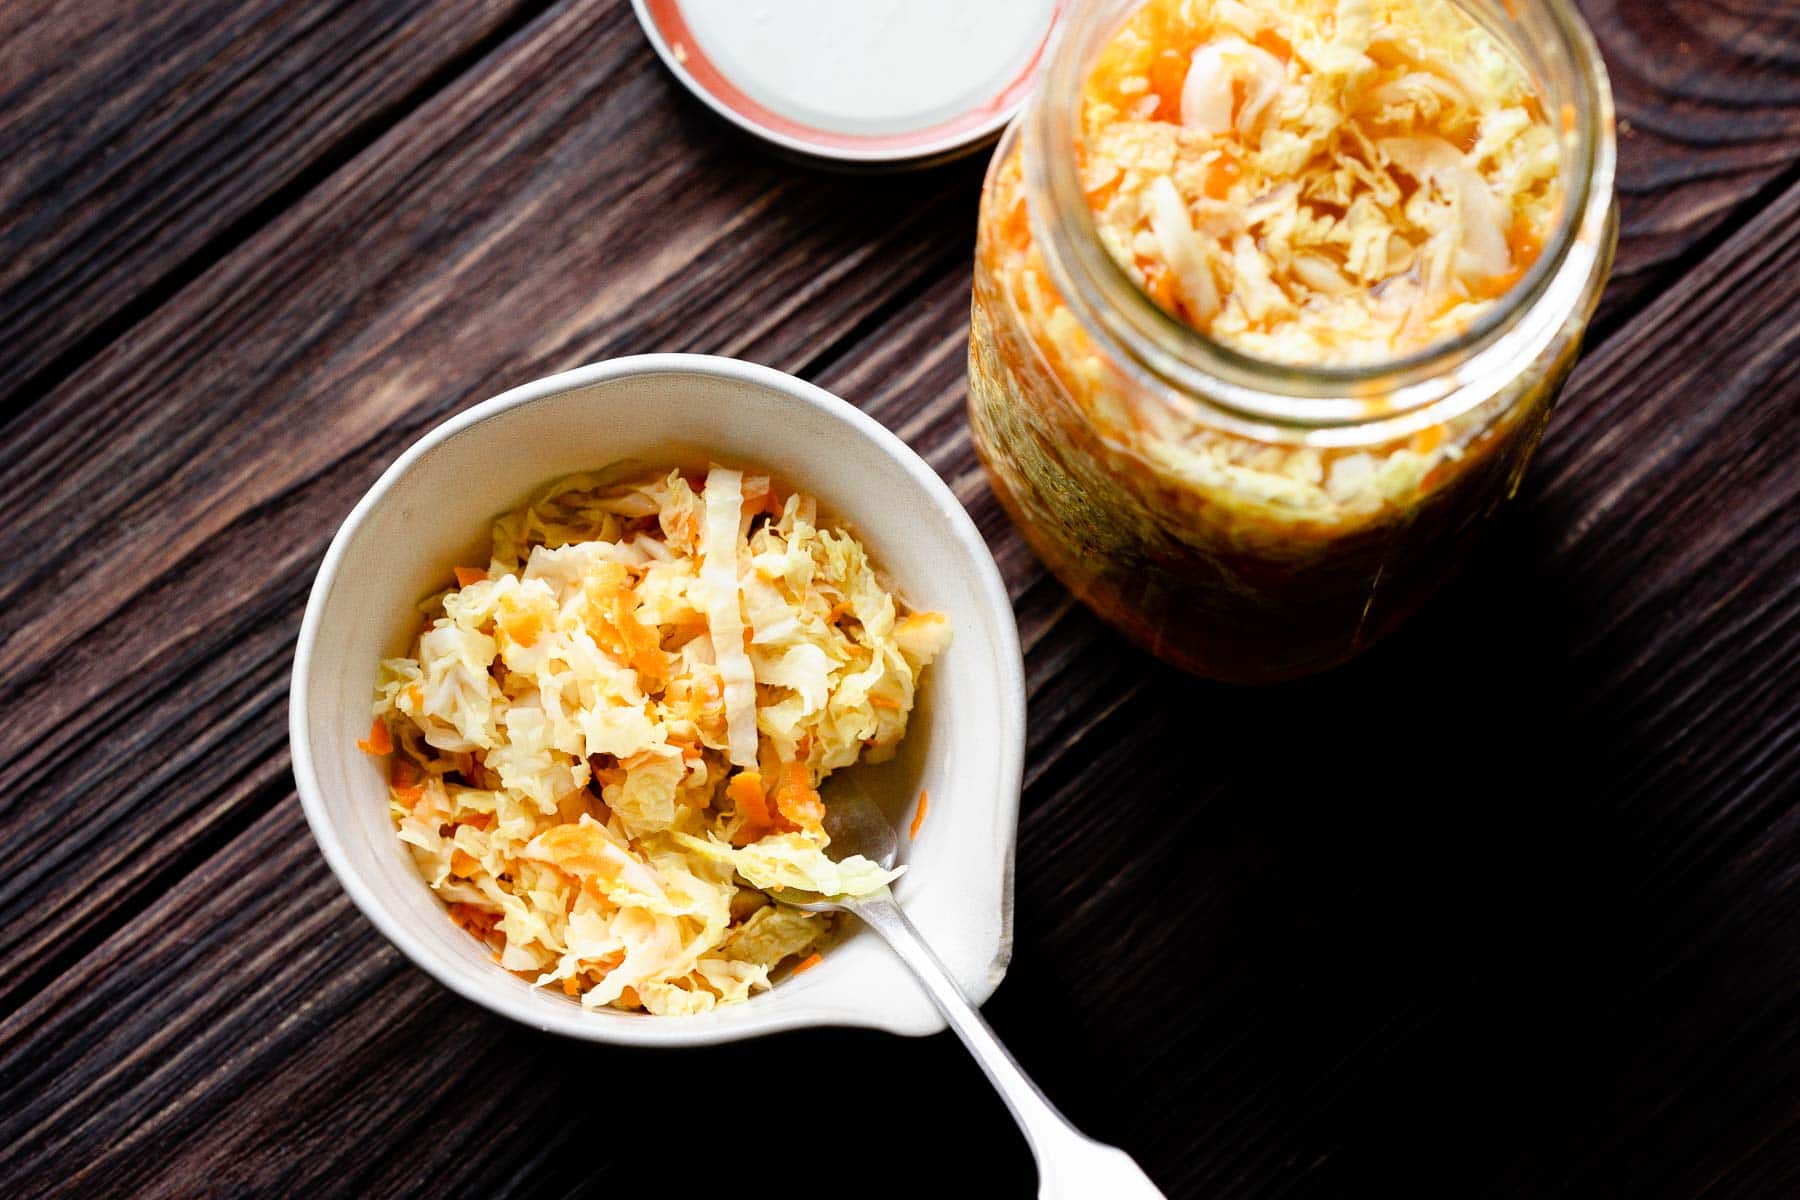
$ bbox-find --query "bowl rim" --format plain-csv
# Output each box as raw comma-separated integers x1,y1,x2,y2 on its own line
289,353,1025,1046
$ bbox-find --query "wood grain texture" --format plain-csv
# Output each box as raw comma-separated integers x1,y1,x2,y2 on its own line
0,0,547,412
0,0,985,1018
1584,0,1800,321
0,0,1796,1196
2,175,1794,1192
844,179,1800,1199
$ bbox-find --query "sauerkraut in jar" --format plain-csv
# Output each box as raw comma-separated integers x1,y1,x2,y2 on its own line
969,0,1616,682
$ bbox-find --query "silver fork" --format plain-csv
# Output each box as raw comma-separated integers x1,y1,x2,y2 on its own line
772,794,1167,1200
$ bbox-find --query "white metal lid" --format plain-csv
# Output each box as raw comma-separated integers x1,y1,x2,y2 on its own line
632,0,1061,166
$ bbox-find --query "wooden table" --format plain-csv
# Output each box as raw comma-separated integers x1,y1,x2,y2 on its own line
2,2,1795,1196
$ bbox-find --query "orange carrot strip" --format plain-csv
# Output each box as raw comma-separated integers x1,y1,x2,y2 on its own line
791,952,823,976
454,566,489,588
357,717,393,756
727,771,782,845
727,770,771,822
771,761,824,829
447,903,498,937
869,695,902,711
503,608,543,648
910,789,930,841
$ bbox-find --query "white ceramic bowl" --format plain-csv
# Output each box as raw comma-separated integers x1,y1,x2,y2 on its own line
290,354,1024,1046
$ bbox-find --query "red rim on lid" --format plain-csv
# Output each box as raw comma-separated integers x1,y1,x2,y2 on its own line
632,0,1062,167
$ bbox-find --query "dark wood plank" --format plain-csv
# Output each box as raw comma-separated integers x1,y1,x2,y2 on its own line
819,173,1800,1198
0,0,1791,426
0,0,983,1016
2,169,1794,1200
0,0,547,412
1,1,1797,1196
1586,0,1800,320
0,800,1029,1199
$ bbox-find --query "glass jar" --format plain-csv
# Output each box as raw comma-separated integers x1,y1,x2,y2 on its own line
968,0,1617,683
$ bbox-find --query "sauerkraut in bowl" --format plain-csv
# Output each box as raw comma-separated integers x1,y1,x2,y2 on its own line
361,464,948,1016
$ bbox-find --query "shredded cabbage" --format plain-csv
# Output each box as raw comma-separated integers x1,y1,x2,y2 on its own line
370,467,948,1014
970,0,1565,536
699,467,760,767
670,831,904,897
1082,0,1560,364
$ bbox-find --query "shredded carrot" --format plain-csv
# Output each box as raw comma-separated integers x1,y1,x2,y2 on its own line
515,610,545,648
1202,155,1241,200
1138,260,1181,310
561,975,582,997
451,849,480,878
771,760,825,829
869,694,902,711
580,569,671,688
1506,217,1544,270
357,717,393,756
447,902,499,938
1410,425,1444,456
727,770,784,845
1471,264,1527,301
453,566,489,588
588,752,627,791
824,601,851,626
390,757,421,788
1145,47,1189,118
1251,27,1292,62
910,789,929,841
726,770,769,818
791,952,823,976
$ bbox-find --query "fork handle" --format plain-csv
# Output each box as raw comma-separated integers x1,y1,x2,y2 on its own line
847,893,1166,1200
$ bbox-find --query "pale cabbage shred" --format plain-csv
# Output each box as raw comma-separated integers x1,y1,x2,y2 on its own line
373,467,949,1015
1087,0,1559,362
1030,0,1562,519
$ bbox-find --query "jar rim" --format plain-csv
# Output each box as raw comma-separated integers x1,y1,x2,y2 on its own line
1022,0,1618,429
